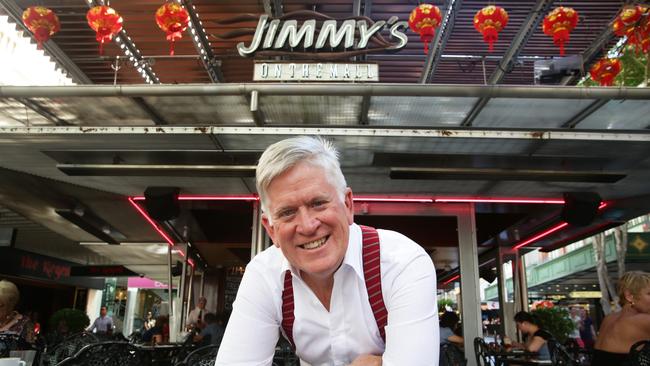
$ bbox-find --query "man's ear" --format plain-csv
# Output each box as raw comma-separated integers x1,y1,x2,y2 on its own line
344,188,354,225
261,214,279,247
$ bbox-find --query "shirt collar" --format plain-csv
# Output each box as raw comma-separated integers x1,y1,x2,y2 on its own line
278,223,364,283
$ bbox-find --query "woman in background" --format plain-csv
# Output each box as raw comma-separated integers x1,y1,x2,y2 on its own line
511,311,552,360
0,280,35,345
439,311,464,345
592,271,650,366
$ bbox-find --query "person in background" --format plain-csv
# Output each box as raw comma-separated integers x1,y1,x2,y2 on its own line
439,311,464,346
86,306,113,335
0,280,35,346
568,306,584,348
186,296,207,330
579,308,595,350
511,311,552,360
143,311,155,332
592,271,650,366
194,313,225,347
216,136,438,366
141,315,169,345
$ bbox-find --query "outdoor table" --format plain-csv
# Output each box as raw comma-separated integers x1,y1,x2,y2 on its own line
497,350,552,366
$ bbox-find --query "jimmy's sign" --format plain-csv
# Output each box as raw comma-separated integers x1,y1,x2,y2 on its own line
222,12,408,59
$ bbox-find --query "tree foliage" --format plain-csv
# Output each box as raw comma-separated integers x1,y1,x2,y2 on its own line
531,307,575,344
49,308,90,334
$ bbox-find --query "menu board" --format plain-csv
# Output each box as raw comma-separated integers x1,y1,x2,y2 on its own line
224,267,244,312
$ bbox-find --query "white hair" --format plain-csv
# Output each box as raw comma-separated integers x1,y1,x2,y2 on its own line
0,279,19,310
256,136,347,214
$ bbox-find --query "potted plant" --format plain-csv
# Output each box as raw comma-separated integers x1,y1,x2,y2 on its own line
531,306,575,343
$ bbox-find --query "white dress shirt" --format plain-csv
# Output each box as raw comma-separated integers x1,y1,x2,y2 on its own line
187,307,205,327
216,223,439,366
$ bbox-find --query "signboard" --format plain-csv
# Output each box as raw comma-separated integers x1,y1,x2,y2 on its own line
254,62,378,82
627,232,650,262
236,14,408,58
127,277,176,289
71,265,138,277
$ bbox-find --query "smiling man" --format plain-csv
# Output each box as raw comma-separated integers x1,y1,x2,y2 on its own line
216,136,438,366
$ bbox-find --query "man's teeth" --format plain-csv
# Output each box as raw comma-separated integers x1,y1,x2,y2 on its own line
301,237,327,250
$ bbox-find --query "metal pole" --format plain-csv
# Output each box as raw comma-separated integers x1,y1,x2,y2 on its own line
2,84,650,99
167,244,174,318
457,203,482,366
185,263,195,330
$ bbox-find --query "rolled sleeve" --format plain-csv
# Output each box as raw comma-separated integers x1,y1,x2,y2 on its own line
382,253,438,366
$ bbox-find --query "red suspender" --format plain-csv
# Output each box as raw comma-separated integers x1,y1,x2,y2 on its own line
360,225,387,342
280,225,387,350
281,269,296,350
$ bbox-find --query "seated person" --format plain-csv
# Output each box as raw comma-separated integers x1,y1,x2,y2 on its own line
141,315,169,345
0,280,35,348
511,311,552,360
439,311,464,345
193,313,225,347
593,271,650,366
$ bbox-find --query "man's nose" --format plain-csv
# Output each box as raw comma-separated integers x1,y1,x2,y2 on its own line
295,209,319,234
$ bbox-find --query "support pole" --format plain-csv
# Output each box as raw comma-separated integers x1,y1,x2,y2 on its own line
458,203,481,366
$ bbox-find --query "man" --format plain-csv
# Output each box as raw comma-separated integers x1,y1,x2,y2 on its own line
186,296,207,330
86,306,113,335
216,136,438,365
194,312,225,346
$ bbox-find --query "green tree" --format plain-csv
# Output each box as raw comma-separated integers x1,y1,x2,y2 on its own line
531,307,575,343
49,308,90,334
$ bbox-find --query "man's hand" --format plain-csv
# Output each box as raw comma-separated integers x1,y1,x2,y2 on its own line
349,354,382,366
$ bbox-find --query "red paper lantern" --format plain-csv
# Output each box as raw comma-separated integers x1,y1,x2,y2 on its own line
473,5,508,52
613,5,649,54
155,2,190,56
22,6,60,49
589,58,621,87
543,7,578,56
86,5,123,55
408,4,442,54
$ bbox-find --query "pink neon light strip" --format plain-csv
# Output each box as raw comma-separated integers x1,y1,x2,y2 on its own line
434,197,565,204
443,274,460,285
354,196,434,203
127,197,175,247
188,258,195,268
598,201,608,210
513,222,569,250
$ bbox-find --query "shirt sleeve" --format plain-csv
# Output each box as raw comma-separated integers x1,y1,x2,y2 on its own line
382,252,438,366
215,264,281,366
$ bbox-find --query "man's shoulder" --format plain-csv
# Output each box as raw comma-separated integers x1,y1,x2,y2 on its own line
249,245,285,271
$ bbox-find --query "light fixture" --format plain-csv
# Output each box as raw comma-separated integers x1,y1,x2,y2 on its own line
513,222,569,250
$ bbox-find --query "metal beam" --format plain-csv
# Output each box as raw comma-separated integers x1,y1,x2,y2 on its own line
131,97,168,125
462,0,554,126
16,98,70,126
561,99,608,128
182,0,224,83
2,84,650,99
420,0,463,84
262,0,282,17
359,95,371,125
3,126,649,143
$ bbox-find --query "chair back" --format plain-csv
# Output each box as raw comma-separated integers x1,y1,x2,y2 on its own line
42,332,99,366
548,339,576,366
473,337,494,366
56,341,147,366
174,344,219,366
440,342,467,366
630,340,650,366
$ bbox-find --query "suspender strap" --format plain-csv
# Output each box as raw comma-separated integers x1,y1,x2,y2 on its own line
360,225,387,342
281,269,296,350
280,225,388,350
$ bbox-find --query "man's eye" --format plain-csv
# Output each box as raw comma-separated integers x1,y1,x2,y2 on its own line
278,210,295,218
312,200,326,208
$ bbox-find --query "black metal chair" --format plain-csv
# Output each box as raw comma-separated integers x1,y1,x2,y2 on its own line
56,341,148,366
41,332,99,366
174,344,219,366
474,337,499,366
440,342,467,366
630,340,650,366
548,339,577,366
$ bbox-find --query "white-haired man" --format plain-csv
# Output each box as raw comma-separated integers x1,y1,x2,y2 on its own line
216,136,438,365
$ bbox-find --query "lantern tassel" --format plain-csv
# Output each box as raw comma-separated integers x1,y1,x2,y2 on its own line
99,39,104,56
170,40,175,56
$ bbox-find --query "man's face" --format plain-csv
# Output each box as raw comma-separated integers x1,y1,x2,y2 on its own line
262,161,354,282
198,298,206,309
100,307,107,317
